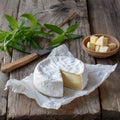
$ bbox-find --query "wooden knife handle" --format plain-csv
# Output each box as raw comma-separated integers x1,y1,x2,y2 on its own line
1,53,39,73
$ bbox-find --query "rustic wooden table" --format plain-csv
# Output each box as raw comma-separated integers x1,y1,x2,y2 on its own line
0,0,120,120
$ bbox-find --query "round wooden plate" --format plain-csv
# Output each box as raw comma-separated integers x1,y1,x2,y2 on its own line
82,34,120,58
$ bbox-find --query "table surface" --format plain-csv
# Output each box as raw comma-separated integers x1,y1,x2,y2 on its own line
0,0,120,120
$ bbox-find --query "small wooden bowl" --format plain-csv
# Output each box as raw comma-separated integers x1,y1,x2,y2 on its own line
82,34,120,58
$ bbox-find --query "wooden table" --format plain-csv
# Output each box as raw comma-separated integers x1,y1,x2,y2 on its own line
0,0,120,120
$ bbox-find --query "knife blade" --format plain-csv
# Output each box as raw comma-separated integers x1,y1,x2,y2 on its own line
1,47,53,73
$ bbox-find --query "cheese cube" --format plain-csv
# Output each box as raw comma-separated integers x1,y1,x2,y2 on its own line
95,36,108,46
87,42,95,50
108,43,116,50
95,45,100,52
90,35,98,44
99,46,110,53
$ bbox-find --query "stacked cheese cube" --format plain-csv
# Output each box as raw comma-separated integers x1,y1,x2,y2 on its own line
87,35,117,53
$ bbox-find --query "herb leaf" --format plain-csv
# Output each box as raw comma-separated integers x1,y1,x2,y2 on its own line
19,18,27,27
49,34,64,46
44,24,64,34
29,39,41,49
66,24,78,33
66,33,83,39
5,14,18,29
21,14,37,27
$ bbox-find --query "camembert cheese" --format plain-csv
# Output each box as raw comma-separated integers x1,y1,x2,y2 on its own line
33,54,88,97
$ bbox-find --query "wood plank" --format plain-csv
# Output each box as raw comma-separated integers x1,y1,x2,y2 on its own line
7,0,100,119
88,0,120,119
0,0,20,120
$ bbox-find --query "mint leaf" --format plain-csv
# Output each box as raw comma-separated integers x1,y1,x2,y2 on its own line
34,31,53,38
5,14,18,29
66,33,83,39
21,14,37,27
19,18,27,27
0,32,8,42
66,24,78,33
29,39,41,49
44,24,64,34
49,34,64,46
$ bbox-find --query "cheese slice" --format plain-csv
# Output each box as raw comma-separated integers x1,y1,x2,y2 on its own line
33,55,88,97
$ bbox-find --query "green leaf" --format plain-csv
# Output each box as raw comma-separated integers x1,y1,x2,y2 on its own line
5,14,18,29
49,34,64,46
11,43,30,54
66,24,78,33
19,18,27,27
29,39,41,49
44,24,64,34
21,14,37,27
37,22,42,28
0,32,7,42
34,31,53,38
66,33,83,39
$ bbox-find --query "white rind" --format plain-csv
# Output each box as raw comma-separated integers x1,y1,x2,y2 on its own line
33,57,63,97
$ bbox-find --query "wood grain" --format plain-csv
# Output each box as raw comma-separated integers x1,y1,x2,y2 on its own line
0,0,20,119
6,0,101,120
88,0,120,119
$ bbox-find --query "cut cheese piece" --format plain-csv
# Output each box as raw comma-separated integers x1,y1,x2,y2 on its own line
95,36,108,46
33,55,88,97
108,43,116,50
95,45,100,52
87,42,95,50
90,35,98,44
61,68,87,90
99,46,110,53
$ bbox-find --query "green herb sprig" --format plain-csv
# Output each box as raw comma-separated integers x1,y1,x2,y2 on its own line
0,14,82,54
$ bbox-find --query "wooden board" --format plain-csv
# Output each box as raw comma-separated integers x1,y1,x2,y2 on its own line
6,0,101,120
88,0,120,119
0,0,20,120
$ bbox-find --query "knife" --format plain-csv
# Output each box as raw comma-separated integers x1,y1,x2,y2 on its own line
1,47,53,73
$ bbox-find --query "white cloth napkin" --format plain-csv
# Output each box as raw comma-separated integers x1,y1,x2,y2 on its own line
5,45,117,109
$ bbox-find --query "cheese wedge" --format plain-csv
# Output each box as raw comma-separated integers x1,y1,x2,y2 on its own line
60,69,87,90
95,36,108,46
99,46,110,53
87,42,95,50
90,35,98,44
108,43,116,50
